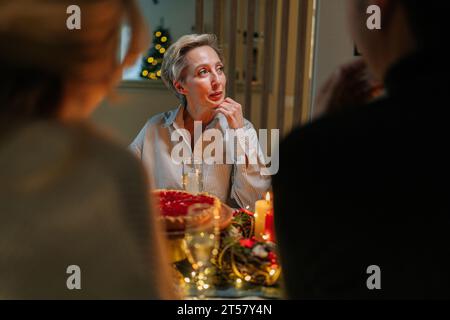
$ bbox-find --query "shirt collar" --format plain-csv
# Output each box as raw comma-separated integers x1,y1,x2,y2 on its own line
162,105,228,131
162,105,183,128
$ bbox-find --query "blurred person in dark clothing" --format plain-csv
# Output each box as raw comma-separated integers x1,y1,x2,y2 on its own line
274,0,450,299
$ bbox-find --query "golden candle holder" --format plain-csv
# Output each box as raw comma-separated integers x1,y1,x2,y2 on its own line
167,236,187,263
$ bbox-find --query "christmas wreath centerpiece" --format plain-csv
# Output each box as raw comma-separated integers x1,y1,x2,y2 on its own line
214,209,282,287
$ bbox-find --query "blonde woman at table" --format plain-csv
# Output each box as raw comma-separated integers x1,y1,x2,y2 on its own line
0,0,176,299
130,34,271,210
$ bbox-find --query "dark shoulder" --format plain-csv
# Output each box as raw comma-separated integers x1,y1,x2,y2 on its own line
0,121,147,190
72,122,144,166
276,97,395,188
69,122,150,191
285,97,390,147
282,97,392,160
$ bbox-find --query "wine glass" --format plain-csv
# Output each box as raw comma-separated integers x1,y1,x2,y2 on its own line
182,158,203,194
183,203,220,298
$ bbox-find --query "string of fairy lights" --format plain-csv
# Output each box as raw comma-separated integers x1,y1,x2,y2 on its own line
141,27,171,80
180,209,281,295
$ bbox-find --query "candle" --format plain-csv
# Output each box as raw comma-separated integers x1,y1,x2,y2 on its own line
254,192,272,241
264,208,275,242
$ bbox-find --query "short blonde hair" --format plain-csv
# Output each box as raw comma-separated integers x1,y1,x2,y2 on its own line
0,0,148,119
161,34,223,106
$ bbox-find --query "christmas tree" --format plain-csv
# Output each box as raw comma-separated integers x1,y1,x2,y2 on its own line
140,26,172,80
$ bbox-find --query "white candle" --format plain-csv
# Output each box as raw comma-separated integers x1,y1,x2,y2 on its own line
254,192,272,241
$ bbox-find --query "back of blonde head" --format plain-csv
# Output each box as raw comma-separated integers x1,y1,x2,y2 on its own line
0,0,178,300
0,0,148,119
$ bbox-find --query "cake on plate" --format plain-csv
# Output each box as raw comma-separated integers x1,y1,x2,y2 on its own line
153,189,222,232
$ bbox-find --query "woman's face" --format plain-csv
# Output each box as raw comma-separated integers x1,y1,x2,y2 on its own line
178,45,226,114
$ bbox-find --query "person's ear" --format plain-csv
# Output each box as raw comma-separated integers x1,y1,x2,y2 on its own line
174,80,187,95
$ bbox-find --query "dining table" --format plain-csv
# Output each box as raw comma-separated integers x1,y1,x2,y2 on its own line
167,206,284,300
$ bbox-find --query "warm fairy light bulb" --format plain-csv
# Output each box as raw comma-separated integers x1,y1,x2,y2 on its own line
244,275,251,282
184,277,191,283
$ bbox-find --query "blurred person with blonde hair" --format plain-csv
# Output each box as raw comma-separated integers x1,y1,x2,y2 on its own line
0,0,176,299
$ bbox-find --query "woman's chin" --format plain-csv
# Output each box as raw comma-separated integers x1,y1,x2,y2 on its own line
207,97,224,108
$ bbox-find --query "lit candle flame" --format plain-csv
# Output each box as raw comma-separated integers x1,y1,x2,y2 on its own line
265,192,270,202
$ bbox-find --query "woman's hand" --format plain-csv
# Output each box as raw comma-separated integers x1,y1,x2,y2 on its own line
313,58,383,120
215,97,245,129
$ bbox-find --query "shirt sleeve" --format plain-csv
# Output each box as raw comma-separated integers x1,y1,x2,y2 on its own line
228,120,272,210
129,122,148,160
